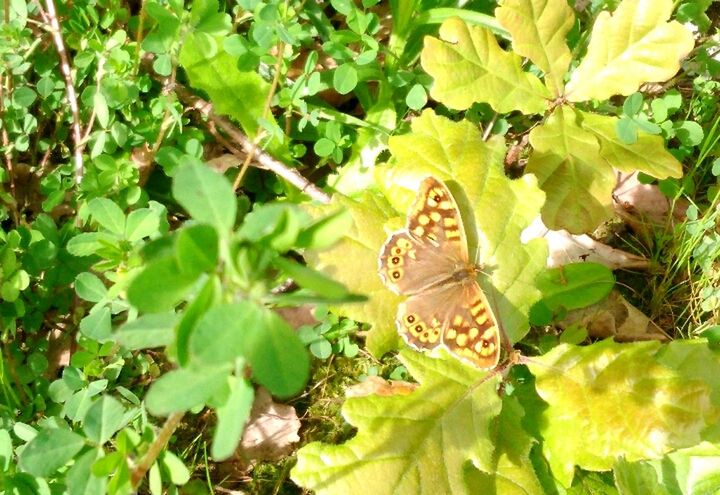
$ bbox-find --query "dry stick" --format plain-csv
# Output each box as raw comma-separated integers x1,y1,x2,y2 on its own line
130,411,184,489
43,0,84,184
0,78,19,224
232,40,285,192
173,84,331,204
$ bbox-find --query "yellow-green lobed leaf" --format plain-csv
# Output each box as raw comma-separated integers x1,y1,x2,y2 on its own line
421,17,550,114
526,106,616,234
379,110,547,345
291,350,503,495
304,192,403,356
495,0,575,96
468,396,545,494
527,340,720,487
579,111,683,179
565,0,695,102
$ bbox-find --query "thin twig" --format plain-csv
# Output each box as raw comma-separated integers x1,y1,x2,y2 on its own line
131,411,184,489
233,40,285,191
0,75,19,224
173,85,331,204
43,0,84,184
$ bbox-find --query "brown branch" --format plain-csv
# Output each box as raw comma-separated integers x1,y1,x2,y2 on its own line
43,0,84,184
233,41,285,191
0,75,19,224
172,85,331,204
130,411,184,489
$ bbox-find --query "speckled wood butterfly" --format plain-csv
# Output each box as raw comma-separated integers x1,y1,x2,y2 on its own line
378,176,501,369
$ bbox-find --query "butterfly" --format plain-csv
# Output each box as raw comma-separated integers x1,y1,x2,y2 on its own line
378,176,501,369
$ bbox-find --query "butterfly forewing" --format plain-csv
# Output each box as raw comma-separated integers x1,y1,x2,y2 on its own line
379,177,468,295
378,176,502,369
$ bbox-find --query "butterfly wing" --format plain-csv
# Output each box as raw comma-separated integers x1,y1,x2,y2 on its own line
378,177,469,295
397,280,501,369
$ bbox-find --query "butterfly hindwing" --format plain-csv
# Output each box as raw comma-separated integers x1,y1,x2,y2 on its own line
398,281,500,369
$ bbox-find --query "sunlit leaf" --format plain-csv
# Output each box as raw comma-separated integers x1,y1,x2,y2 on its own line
495,0,574,96
292,350,503,494
526,340,720,487
421,17,550,114
565,0,694,102
383,110,546,344
579,111,683,179
526,106,615,234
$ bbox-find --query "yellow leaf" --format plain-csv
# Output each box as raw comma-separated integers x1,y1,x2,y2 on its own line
381,110,547,344
527,106,615,233
565,0,695,102
496,0,575,96
421,17,550,114
579,111,683,179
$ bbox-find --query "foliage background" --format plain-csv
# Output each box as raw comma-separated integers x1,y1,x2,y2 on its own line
1,0,719,493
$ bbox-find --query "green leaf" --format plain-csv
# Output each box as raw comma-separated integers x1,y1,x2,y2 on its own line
172,163,237,234
75,272,108,303
304,192,404,356
536,263,615,312
127,257,199,313
527,106,615,233
238,202,305,251
495,0,574,96
613,457,669,495
176,276,220,366
0,429,12,471
175,223,219,276
526,340,720,486
125,208,161,242
674,120,704,147
79,307,112,341
12,86,37,108
66,448,107,495
580,112,683,179
66,232,115,257
179,32,287,158
565,0,695,102
467,396,544,494
160,451,191,485
211,376,254,460
18,428,86,477
88,198,125,236
421,17,550,113
296,208,353,249
405,83,427,110
314,137,336,157
145,364,230,416
189,302,310,397
333,64,358,95
292,350,503,494
115,312,177,350
83,396,126,444
273,257,349,299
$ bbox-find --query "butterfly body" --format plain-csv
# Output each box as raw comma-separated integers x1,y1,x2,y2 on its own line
378,177,501,369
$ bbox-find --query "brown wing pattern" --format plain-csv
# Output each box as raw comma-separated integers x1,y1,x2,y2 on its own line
378,176,502,369
378,177,468,295
397,281,500,369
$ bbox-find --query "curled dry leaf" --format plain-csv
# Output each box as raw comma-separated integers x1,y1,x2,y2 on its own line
522,216,649,270
559,290,669,342
345,375,419,398
274,305,318,329
613,171,689,230
207,153,242,173
239,387,301,466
